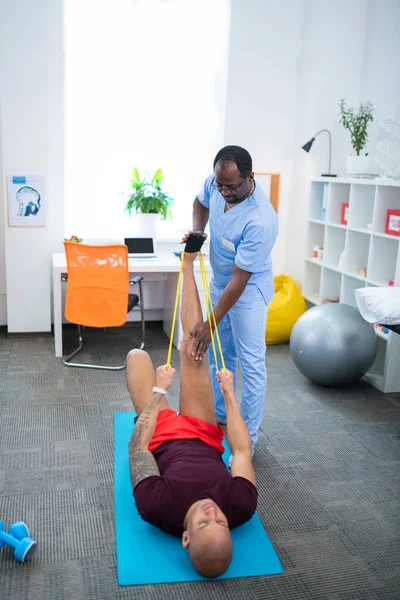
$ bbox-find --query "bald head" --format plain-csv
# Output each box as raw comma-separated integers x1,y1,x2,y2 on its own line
182,498,233,578
189,529,233,578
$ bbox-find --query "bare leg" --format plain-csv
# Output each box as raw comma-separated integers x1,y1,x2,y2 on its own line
126,349,170,416
179,255,217,426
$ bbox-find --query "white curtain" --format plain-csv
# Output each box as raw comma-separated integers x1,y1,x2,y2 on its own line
64,0,231,238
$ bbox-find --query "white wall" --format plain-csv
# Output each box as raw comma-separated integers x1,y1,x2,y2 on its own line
284,0,369,283
0,0,64,330
224,0,305,276
285,0,400,284
360,0,400,156
0,94,6,325
46,0,66,260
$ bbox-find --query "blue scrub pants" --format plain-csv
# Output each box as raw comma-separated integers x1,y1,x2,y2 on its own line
208,280,268,448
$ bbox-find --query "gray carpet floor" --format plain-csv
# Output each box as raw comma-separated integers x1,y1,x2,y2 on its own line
1,324,400,600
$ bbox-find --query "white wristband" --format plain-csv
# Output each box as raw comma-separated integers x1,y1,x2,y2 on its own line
152,386,167,396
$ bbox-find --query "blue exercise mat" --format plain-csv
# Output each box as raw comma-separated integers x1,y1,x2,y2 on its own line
114,412,283,585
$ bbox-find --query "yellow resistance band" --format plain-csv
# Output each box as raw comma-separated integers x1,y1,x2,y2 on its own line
166,251,226,372
199,251,226,373
166,251,185,370
199,252,219,371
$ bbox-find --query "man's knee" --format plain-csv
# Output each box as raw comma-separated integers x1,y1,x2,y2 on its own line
180,339,202,367
126,348,151,366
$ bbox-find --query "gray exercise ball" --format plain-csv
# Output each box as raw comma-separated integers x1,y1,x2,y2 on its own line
290,303,377,388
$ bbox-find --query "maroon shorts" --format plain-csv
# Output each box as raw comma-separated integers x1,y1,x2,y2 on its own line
148,409,224,455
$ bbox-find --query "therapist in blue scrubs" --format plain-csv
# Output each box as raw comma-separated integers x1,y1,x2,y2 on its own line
182,145,278,454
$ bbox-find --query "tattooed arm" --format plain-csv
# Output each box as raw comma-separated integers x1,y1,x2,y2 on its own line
128,365,176,489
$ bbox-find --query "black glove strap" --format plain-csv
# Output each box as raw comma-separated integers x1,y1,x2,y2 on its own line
184,232,206,253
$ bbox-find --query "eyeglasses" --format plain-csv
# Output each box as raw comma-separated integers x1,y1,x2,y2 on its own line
211,173,250,195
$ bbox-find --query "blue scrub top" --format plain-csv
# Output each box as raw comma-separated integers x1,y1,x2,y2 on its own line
197,175,278,305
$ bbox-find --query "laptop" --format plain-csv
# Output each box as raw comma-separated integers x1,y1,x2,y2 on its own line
124,237,158,259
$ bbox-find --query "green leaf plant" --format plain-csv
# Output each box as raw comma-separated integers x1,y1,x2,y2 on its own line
124,168,173,220
339,99,374,156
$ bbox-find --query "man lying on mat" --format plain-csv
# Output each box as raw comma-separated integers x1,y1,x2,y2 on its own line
126,251,257,579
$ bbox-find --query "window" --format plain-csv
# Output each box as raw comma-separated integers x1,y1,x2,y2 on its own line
65,0,231,237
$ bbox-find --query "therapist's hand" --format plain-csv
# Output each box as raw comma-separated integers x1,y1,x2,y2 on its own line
181,231,193,244
190,321,211,360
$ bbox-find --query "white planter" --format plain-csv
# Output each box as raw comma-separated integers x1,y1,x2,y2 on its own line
130,213,160,238
346,155,374,177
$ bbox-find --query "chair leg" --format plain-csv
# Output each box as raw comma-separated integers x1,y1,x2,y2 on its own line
63,325,126,370
63,325,84,364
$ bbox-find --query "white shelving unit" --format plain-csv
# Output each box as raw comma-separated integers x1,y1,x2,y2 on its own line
303,177,400,393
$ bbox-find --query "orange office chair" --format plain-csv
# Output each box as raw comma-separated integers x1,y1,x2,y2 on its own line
62,242,145,370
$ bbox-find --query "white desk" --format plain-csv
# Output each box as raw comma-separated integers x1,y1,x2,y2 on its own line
52,250,212,357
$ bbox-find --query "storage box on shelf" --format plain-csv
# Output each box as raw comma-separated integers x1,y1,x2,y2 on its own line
303,177,400,393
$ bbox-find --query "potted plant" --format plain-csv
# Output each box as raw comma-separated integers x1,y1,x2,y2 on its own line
124,168,173,237
64,235,82,243
339,99,374,176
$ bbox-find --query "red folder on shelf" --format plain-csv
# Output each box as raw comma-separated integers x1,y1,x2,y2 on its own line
341,203,349,225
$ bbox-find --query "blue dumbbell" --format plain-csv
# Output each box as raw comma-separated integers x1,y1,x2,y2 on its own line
0,521,37,563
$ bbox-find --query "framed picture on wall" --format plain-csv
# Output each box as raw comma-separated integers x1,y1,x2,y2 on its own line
7,174,46,227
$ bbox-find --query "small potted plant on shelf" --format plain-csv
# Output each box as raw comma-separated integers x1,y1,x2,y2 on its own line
124,168,173,237
339,99,374,177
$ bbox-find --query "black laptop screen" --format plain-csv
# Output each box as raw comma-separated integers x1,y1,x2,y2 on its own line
124,238,154,254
